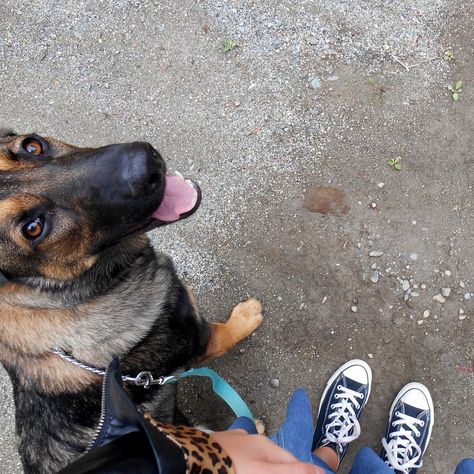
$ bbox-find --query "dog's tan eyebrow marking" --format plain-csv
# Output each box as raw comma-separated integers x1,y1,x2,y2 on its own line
0,150,37,171
0,195,45,224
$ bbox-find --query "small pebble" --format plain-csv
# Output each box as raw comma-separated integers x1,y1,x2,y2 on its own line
371,263,377,269
459,314,467,321
234,100,241,107
322,296,328,304
417,320,424,325
368,353,373,359
412,220,417,225
408,252,418,261
369,251,384,257
423,310,430,318
433,294,446,304
402,280,410,292
464,293,471,300
411,292,419,297
378,182,385,188
371,202,377,209
310,77,321,90
441,288,451,297
445,270,452,276
270,378,280,388
459,280,465,288
421,284,427,290
370,271,380,283
351,305,358,313
459,308,464,315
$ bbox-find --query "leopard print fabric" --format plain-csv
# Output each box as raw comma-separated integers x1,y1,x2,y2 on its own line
143,413,236,474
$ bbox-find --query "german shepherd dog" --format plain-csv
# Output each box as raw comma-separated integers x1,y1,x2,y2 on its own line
0,129,263,473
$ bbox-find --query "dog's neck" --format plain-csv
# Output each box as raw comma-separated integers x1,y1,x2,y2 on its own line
0,235,178,394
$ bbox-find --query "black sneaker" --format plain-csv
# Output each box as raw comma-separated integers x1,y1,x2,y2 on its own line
381,382,434,474
312,360,372,463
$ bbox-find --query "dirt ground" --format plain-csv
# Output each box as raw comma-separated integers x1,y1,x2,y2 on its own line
0,1,473,472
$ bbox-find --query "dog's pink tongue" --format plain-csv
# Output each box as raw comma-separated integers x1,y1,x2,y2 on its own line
152,175,198,222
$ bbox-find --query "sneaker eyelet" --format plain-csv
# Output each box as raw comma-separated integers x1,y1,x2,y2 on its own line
355,404,360,409
359,393,364,399
420,421,424,427
392,422,396,427
330,404,335,409
395,411,400,416
337,385,342,390
334,394,339,399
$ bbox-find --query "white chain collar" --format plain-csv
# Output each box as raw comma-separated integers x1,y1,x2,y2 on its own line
50,348,177,388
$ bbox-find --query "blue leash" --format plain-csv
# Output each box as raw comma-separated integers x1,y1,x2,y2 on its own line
165,367,255,422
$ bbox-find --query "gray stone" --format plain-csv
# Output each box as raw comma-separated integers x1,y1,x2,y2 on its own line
310,77,321,90
369,251,384,257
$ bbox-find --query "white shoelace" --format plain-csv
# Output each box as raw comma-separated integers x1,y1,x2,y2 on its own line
323,385,364,453
382,411,424,474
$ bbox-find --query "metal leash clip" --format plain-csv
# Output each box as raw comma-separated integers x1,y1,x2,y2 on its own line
132,371,177,389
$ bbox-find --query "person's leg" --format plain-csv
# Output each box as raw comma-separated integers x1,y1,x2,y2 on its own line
380,382,434,474
348,447,393,474
268,388,337,473
454,459,474,474
227,416,258,433
269,388,315,463
312,360,373,471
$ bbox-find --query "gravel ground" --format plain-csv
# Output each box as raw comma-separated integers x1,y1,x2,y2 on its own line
1,1,473,472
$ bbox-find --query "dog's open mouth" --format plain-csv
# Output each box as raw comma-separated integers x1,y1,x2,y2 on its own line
152,174,200,223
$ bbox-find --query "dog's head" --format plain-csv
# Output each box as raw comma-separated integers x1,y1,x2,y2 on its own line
0,129,200,281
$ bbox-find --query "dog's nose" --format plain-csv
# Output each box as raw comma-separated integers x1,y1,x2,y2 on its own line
120,143,163,198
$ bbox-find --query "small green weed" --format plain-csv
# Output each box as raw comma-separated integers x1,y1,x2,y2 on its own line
223,39,237,53
388,157,402,171
447,80,463,101
444,50,455,61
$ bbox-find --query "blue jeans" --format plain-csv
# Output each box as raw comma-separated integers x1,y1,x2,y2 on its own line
228,389,474,474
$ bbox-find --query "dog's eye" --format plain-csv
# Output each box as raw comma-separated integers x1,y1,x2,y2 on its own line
22,138,44,156
23,217,45,240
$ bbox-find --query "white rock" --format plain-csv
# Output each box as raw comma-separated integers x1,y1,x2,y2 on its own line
464,293,471,300
459,280,465,288
459,314,467,320
433,294,446,304
421,284,427,290
368,353,374,359
370,272,380,283
322,296,328,304
351,305,358,313
409,252,418,261
378,182,385,188
423,310,430,318
402,280,410,292
369,251,384,257
459,308,464,315
445,270,452,276
441,288,451,297
417,320,424,325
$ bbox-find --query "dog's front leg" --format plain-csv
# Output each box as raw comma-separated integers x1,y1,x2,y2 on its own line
200,298,263,361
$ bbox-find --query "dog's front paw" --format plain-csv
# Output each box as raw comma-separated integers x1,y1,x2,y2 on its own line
228,298,263,337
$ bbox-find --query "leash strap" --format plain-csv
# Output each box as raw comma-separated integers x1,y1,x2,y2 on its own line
170,368,255,422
